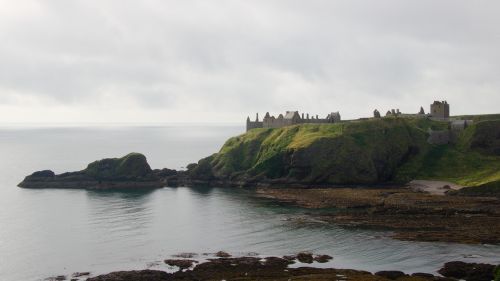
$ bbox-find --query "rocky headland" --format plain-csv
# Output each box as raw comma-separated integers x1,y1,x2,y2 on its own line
18,153,177,189
184,117,500,191
20,116,500,192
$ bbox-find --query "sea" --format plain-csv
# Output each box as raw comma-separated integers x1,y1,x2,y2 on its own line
0,124,499,280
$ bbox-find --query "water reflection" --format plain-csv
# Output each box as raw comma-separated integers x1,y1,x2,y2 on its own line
186,185,215,196
85,189,156,245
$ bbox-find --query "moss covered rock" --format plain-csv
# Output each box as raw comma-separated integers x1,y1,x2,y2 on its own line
85,153,152,180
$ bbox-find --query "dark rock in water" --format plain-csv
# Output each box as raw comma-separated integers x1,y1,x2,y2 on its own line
71,272,90,277
164,259,197,269
18,153,173,189
411,272,435,278
314,254,333,263
214,250,231,257
438,261,495,281
87,270,171,281
375,270,407,280
296,252,314,263
282,255,296,262
44,276,66,281
264,256,294,267
171,252,197,259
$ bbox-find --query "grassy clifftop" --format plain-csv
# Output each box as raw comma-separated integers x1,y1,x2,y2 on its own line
397,119,500,188
189,116,500,188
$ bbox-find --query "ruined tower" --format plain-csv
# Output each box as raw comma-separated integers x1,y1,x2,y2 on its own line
430,101,450,119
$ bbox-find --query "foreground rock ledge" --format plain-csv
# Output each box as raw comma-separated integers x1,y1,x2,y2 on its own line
86,256,500,281
257,187,500,245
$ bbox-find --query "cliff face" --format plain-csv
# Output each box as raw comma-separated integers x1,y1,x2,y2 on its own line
188,117,500,188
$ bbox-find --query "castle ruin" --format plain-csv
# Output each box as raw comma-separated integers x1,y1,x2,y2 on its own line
247,100,458,136
430,101,450,119
246,111,341,132
375,100,450,120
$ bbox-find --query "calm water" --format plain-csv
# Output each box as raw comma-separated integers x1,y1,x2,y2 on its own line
0,125,499,281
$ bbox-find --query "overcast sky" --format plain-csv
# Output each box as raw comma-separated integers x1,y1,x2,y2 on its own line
0,0,499,123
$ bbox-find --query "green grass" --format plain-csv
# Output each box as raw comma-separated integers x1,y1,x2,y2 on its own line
403,145,500,186
191,115,500,189
396,118,500,187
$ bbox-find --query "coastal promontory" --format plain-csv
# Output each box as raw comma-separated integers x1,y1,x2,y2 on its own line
19,115,500,192
18,153,176,189
187,116,500,190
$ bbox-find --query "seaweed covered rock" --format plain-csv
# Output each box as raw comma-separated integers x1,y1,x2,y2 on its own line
438,261,496,281
164,259,197,269
375,271,407,280
87,270,171,281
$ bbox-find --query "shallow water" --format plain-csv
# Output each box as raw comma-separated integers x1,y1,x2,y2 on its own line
0,125,499,281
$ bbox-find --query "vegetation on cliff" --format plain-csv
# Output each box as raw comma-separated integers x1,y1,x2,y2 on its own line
398,119,500,188
188,116,500,189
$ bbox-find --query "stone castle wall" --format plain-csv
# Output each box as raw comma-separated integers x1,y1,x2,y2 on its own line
246,111,341,132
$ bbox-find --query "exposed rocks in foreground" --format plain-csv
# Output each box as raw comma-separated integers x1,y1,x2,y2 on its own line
164,259,197,270
87,270,171,281
438,261,497,281
86,256,500,281
256,187,500,244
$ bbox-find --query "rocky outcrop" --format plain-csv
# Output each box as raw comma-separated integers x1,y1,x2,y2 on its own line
375,271,407,280
85,256,500,281
87,270,171,281
164,259,197,269
438,261,496,281
18,153,177,189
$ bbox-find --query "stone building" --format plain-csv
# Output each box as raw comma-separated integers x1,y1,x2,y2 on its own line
246,110,341,132
451,120,473,131
430,101,450,119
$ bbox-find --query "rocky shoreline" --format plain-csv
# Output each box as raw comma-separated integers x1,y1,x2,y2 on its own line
256,187,500,244
46,253,500,281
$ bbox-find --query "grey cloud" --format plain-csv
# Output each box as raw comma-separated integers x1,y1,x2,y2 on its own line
0,0,499,122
